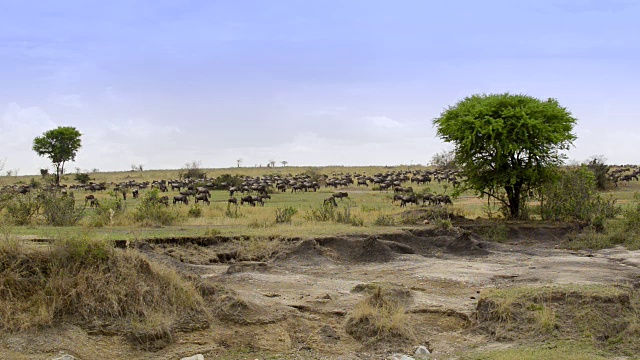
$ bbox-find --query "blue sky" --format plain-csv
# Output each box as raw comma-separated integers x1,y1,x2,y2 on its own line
1,0,639,174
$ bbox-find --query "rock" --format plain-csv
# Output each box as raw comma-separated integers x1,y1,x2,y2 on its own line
390,354,415,360
180,355,205,360
317,324,340,343
226,261,269,274
52,355,76,360
415,345,431,355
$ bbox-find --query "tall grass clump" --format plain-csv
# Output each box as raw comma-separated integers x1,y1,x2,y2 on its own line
133,189,181,226
275,206,297,224
345,286,414,343
40,190,85,226
0,234,209,349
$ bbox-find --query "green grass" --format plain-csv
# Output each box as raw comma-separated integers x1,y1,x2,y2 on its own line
463,340,611,360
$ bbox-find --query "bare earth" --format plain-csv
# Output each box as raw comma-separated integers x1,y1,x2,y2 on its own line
2,225,640,359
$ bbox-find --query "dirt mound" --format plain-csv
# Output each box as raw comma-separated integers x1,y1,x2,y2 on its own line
210,291,284,325
318,236,397,263
443,231,489,256
275,239,336,266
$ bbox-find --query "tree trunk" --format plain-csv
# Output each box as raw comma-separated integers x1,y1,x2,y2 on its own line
505,183,522,218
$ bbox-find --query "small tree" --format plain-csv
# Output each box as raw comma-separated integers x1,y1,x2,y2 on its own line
74,172,91,185
236,158,243,168
430,150,456,169
268,159,276,168
32,126,82,185
281,160,288,167
433,93,577,218
585,155,609,190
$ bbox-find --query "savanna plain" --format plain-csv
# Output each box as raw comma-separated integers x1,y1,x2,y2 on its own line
1,165,639,360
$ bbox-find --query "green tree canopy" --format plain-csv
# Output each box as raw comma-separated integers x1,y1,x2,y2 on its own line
33,126,82,185
432,93,577,218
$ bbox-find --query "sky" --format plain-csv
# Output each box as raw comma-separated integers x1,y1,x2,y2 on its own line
1,0,639,175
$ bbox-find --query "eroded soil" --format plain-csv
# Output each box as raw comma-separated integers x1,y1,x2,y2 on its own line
2,224,640,359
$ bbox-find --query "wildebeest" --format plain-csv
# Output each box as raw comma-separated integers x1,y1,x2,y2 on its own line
332,192,348,200
85,194,96,204
228,197,238,205
89,198,99,208
400,194,419,207
195,194,210,205
158,195,170,207
173,195,189,205
132,188,139,199
240,195,255,206
323,197,338,207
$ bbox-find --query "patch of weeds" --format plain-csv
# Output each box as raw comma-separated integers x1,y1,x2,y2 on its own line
476,223,509,242
225,203,242,218
275,206,297,224
374,214,396,226
187,204,203,218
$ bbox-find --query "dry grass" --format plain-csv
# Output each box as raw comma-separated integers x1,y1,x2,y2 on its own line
344,286,414,343
0,234,209,349
476,284,640,356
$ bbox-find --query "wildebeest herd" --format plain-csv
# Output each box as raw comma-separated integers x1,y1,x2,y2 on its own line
4,165,639,212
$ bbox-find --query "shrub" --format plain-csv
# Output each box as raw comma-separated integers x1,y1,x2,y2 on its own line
187,204,203,218
275,206,297,224
133,189,181,226
2,193,40,225
336,201,364,226
304,202,336,222
541,166,621,223
225,203,241,218
89,193,126,227
40,190,85,226
74,172,91,185
178,161,207,180
374,214,396,226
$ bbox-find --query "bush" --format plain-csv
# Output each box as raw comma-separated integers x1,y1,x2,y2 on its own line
304,202,336,222
374,214,396,226
541,166,620,223
133,189,181,226
89,193,126,227
210,174,243,190
275,206,297,224
179,161,207,180
187,204,203,218
40,190,85,226
74,172,91,185
2,193,40,225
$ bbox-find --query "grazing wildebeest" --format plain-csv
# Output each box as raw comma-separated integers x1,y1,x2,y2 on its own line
357,178,368,187
171,183,182,191
228,197,238,205
89,198,100,208
195,194,210,205
132,188,139,199
400,194,419,207
229,186,238,197
173,195,189,205
180,190,195,197
332,192,348,200
436,194,453,205
323,197,338,207
85,194,96,204
392,194,404,203
158,195,170,207
251,195,264,206
240,195,255,206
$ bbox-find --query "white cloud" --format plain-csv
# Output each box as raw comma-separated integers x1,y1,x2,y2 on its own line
0,103,58,172
363,115,404,129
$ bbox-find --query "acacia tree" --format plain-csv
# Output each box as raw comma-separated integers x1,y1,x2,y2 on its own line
33,126,82,186
433,93,577,218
